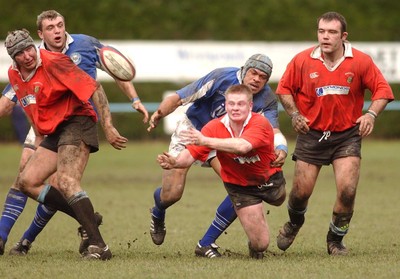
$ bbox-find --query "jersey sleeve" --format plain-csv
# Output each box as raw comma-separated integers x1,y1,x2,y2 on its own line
257,89,279,128
276,55,301,96
47,52,99,102
176,68,230,105
2,83,17,103
361,56,394,102
241,116,271,149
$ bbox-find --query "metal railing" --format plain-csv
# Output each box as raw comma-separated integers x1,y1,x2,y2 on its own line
109,101,400,113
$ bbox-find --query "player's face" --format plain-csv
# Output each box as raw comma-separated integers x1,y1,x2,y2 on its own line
317,19,348,55
242,68,268,94
14,45,38,73
37,16,67,53
225,92,252,124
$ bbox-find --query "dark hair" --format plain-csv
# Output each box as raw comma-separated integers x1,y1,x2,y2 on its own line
317,11,347,33
37,10,64,31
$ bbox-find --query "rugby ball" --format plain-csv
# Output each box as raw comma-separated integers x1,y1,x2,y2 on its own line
99,46,136,81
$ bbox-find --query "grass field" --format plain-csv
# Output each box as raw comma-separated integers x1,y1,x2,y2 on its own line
0,139,399,279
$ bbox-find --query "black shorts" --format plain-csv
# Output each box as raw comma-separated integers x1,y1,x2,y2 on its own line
40,116,99,153
292,125,361,166
224,171,286,209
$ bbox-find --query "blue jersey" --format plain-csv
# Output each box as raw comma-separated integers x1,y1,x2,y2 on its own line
2,33,104,102
177,67,278,130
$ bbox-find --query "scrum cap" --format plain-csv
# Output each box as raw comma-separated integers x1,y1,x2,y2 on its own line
5,29,35,59
241,54,273,81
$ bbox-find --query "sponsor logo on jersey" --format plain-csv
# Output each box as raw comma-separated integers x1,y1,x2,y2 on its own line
233,154,261,164
20,95,36,107
70,52,82,65
315,85,350,97
310,72,319,79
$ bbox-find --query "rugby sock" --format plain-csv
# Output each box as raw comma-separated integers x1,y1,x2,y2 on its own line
287,203,307,227
0,188,28,243
67,191,104,246
21,204,56,243
199,195,237,247
39,184,77,220
152,187,167,221
327,211,353,242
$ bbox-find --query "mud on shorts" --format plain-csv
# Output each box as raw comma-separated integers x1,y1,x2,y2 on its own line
224,171,286,210
169,114,216,166
40,116,99,153
292,124,362,166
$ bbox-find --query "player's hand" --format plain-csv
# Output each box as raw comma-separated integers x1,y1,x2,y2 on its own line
356,113,375,138
147,110,162,132
132,101,149,123
157,152,176,169
271,149,287,167
180,128,203,145
291,112,310,134
104,125,128,150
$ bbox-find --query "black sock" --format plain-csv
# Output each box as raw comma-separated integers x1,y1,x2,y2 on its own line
43,186,77,219
68,192,105,247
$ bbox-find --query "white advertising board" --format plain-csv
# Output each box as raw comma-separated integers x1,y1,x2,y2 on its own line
0,41,399,83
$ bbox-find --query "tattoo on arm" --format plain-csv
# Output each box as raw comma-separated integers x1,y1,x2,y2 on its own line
92,85,113,128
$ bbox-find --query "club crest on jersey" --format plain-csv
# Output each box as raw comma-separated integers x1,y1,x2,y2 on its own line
345,72,354,83
70,52,82,65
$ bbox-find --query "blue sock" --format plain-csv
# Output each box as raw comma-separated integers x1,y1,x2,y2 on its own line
152,187,167,221
0,188,28,243
199,195,237,247
21,204,56,243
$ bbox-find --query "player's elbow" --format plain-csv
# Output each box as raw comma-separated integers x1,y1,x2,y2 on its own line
235,142,253,155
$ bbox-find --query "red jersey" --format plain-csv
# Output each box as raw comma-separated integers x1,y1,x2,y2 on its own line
276,43,394,132
8,49,98,135
187,112,281,187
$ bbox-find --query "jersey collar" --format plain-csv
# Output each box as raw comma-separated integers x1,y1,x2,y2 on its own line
311,41,353,59
38,32,74,54
220,112,252,138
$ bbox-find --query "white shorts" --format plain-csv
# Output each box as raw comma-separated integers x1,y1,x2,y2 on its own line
23,126,36,149
168,115,216,166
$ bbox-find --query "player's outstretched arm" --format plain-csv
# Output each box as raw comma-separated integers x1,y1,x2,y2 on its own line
157,150,195,169
148,93,182,132
92,84,128,150
115,79,149,123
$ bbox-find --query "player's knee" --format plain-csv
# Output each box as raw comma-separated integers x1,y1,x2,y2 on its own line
17,175,31,193
339,187,356,208
161,191,183,205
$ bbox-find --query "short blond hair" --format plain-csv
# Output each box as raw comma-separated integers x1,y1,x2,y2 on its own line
225,84,253,102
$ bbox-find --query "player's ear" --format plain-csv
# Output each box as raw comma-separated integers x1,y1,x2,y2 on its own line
341,32,348,41
37,30,44,40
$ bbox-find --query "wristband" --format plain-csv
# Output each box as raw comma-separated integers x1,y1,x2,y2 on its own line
131,97,140,103
274,132,288,153
290,111,299,119
367,109,377,119
275,144,288,154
